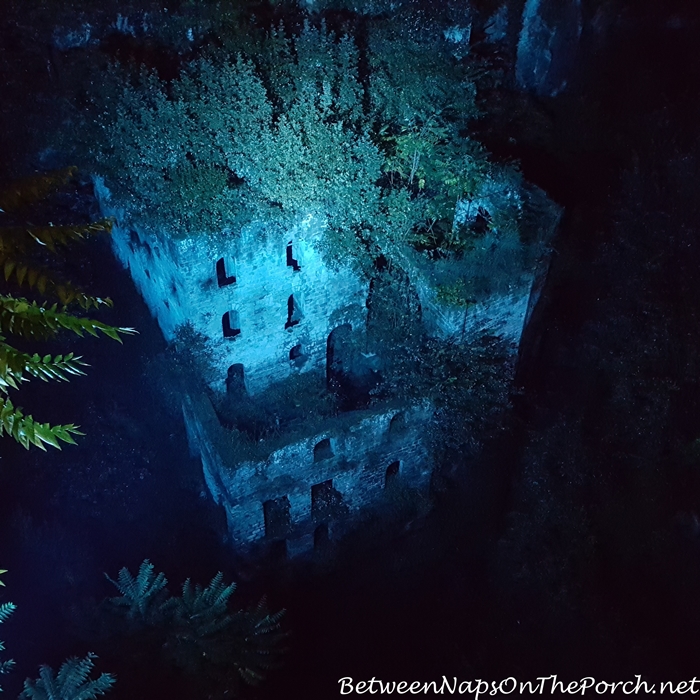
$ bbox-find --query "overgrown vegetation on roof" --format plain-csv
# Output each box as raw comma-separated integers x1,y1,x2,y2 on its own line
63,10,536,282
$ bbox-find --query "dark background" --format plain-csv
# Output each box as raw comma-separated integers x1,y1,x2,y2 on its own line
2,0,700,697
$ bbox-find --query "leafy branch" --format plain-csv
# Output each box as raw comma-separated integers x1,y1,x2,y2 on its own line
0,168,136,449
20,653,115,700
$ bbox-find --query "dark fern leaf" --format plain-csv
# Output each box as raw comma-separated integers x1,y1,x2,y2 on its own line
20,653,115,700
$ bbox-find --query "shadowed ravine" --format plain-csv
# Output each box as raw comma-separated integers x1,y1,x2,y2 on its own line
1,1,700,698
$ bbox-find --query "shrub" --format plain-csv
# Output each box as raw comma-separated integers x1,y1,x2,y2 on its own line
77,16,505,276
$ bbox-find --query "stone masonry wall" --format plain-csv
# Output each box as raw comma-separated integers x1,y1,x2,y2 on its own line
183,392,433,555
94,179,368,395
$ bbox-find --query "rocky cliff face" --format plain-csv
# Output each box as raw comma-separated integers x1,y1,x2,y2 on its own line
516,0,583,97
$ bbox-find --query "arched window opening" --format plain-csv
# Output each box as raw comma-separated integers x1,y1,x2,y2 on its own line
388,411,408,440
285,294,303,329
313,438,334,462
222,310,241,338
326,323,352,390
286,241,301,271
216,257,236,287
385,460,401,488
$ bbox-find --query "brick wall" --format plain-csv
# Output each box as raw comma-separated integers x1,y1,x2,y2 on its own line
95,178,368,396
183,392,433,554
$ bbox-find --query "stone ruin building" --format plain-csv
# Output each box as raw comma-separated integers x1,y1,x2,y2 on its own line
95,173,560,562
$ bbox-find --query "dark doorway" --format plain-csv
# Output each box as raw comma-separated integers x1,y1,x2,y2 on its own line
311,480,346,522
226,363,246,396
263,496,292,539
314,438,334,462
314,523,330,551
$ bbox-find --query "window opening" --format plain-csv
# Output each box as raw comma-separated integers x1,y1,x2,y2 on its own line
222,310,241,338
216,257,236,287
385,461,401,488
269,539,287,561
285,294,303,329
263,496,291,539
311,480,342,522
389,412,408,440
289,343,308,368
286,241,301,271
226,363,246,395
314,438,334,462
314,523,329,551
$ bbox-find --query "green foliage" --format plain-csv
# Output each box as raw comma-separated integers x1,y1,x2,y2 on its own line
0,600,16,692
0,344,86,391
0,298,131,343
0,397,82,450
104,559,173,625
0,169,136,449
104,561,286,693
0,168,78,215
224,597,287,686
0,168,114,311
173,572,236,638
20,653,115,700
435,279,476,308
78,16,506,276
166,574,286,687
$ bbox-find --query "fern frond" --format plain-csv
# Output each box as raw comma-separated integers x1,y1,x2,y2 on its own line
181,572,236,613
0,296,136,341
0,658,16,675
0,342,87,392
174,572,237,639
20,653,115,700
0,396,83,450
105,560,172,624
0,167,78,214
0,602,15,623
0,598,14,691
56,654,101,699
228,597,287,685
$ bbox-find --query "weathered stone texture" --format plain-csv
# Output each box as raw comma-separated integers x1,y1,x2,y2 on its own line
184,392,433,554
95,167,557,558
95,179,367,396
516,0,583,97
415,282,531,346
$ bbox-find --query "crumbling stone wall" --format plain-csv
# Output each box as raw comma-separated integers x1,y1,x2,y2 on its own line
184,392,433,556
95,179,367,396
